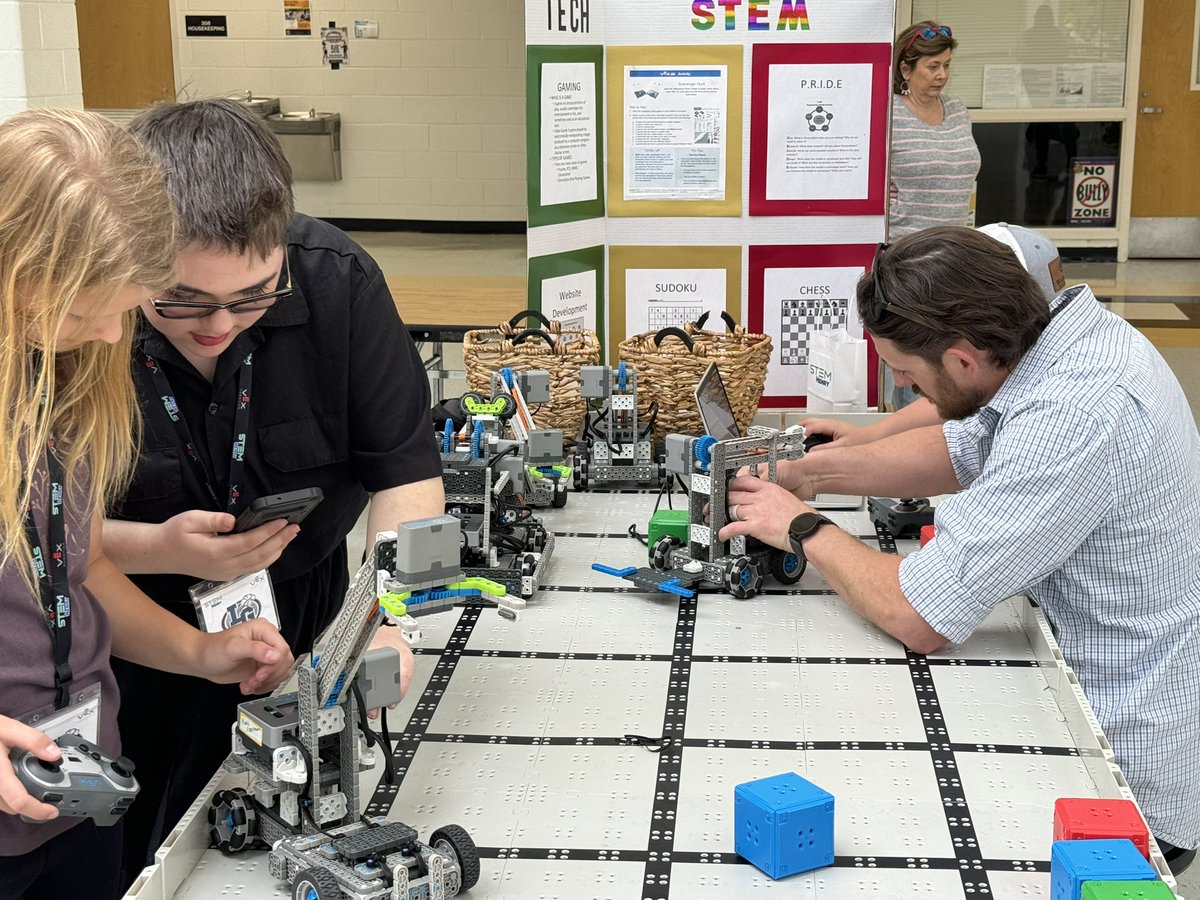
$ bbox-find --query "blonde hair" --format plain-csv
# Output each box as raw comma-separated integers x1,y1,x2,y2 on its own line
0,108,178,590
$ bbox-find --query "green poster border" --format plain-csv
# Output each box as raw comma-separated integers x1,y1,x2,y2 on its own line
527,245,607,356
526,45,606,227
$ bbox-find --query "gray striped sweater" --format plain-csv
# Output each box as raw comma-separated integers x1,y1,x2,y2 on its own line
888,94,981,238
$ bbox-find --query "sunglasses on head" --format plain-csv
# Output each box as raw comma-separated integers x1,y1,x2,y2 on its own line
871,243,942,332
903,24,952,53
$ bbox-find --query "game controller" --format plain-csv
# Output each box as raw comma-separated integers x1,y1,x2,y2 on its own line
803,432,835,452
9,732,139,826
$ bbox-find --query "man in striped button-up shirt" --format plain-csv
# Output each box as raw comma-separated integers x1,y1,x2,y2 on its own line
721,226,1200,872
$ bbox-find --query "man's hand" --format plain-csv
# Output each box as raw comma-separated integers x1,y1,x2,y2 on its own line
158,510,299,581
719,475,816,549
194,618,294,695
365,628,416,720
0,718,62,822
799,417,866,449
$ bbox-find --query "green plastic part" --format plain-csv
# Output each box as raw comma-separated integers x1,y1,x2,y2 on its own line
648,509,690,547
378,592,408,618
1081,881,1177,899
450,576,508,600
463,396,508,415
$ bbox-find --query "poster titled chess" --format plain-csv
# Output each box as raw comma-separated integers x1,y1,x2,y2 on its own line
748,244,876,406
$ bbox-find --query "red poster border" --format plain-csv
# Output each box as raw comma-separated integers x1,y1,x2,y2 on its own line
748,243,880,409
749,43,891,217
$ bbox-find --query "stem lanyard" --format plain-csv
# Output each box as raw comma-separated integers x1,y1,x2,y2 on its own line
24,440,73,709
142,351,254,512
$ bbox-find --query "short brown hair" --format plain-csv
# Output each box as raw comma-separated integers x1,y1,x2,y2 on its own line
858,227,1051,370
893,21,957,94
129,99,294,259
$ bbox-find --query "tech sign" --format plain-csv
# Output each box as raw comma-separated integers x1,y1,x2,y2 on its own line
1068,157,1118,226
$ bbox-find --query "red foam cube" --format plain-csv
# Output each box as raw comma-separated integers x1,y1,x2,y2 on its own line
1053,798,1151,860
919,525,935,547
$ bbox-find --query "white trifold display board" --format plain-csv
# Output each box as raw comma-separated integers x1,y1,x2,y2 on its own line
525,0,895,407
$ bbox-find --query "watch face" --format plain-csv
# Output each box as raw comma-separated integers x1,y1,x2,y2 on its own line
789,513,822,541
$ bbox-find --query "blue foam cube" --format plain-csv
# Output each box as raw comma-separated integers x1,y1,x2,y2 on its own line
734,772,834,879
1050,839,1158,900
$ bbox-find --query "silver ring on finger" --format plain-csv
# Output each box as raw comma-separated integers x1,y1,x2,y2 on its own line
730,504,741,522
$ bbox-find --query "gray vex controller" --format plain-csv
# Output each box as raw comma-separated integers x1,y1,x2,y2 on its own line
10,733,139,826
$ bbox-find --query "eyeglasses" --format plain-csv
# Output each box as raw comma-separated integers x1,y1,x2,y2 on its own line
902,24,952,53
871,243,943,331
151,254,292,319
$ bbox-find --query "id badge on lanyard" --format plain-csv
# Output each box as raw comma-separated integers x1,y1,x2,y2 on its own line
143,352,279,630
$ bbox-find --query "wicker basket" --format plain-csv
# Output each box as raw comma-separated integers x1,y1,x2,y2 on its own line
619,312,772,443
463,309,601,435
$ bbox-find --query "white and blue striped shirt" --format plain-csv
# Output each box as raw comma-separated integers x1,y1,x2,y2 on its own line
900,285,1200,848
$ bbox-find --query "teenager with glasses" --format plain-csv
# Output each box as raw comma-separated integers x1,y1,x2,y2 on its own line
0,109,293,900
721,226,1200,875
886,20,981,409
101,100,444,889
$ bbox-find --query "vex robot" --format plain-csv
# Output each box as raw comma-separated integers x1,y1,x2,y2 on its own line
437,370,557,599
211,515,518,900
594,428,809,600
574,362,666,491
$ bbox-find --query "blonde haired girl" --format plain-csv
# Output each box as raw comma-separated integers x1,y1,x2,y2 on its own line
0,109,293,900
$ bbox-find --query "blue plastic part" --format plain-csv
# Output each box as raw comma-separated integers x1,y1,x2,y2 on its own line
780,552,801,577
734,772,835,879
1050,839,1158,900
659,578,695,598
407,587,483,606
592,563,638,577
501,367,515,388
323,671,348,709
618,360,628,393
694,434,717,468
442,418,454,453
471,420,484,458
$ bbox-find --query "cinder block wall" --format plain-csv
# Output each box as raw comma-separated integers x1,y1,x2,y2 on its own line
0,0,83,118
173,0,527,222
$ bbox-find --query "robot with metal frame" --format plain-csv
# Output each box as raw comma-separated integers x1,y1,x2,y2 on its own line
209,515,515,899
488,367,570,508
574,362,666,491
437,387,555,600
593,428,809,600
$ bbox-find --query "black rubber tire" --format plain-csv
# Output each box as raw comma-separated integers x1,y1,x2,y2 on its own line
208,787,257,854
577,459,589,490
292,866,341,900
551,481,568,507
726,556,763,599
430,824,481,893
651,536,681,571
768,549,806,585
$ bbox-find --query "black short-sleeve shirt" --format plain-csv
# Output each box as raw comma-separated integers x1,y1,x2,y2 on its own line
113,214,441,642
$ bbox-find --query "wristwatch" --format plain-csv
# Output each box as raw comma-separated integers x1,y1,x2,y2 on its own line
787,512,836,560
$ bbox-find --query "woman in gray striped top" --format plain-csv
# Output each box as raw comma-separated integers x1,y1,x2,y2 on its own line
888,22,981,238
883,22,982,408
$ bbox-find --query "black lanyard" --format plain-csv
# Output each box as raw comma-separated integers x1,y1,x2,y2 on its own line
142,351,255,512
24,441,72,709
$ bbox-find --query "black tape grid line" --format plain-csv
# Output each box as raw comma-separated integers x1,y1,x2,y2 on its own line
876,520,993,897
642,590,697,899
362,533,1053,885
364,604,483,817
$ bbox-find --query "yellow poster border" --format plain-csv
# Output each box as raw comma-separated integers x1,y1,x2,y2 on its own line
608,245,742,365
606,45,743,218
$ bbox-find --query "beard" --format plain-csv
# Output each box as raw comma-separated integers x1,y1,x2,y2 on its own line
918,369,989,420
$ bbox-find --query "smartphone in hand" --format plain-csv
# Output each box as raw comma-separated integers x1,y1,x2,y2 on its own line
232,488,324,534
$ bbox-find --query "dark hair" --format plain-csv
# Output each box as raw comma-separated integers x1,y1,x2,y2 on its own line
128,98,294,258
858,227,1051,370
893,20,957,94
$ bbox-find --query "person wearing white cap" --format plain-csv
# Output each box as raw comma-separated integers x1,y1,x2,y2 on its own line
724,226,1200,874
803,221,1067,448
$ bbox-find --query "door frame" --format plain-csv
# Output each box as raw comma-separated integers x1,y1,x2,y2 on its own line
894,0,1144,261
